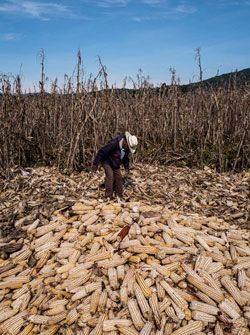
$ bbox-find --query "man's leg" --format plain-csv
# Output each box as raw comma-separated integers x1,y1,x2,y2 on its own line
113,168,123,197
102,164,114,198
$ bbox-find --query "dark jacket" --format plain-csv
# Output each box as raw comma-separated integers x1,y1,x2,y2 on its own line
93,135,130,170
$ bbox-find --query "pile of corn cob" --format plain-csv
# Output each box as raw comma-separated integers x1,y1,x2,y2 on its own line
0,199,250,335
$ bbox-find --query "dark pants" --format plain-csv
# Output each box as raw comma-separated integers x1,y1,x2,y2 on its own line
102,164,123,198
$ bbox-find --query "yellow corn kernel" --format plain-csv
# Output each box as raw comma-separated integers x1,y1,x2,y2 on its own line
135,272,152,298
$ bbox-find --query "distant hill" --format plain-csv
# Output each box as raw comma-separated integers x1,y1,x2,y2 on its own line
181,68,250,90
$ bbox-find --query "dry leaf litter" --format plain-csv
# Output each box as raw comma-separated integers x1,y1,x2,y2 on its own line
0,164,249,335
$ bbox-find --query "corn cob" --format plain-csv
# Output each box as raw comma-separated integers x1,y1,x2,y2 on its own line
98,257,127,269
48,299,68,309
238,269,246,289
82,327,91,335
219,300,241,320
89,243,101,257
48,311,67,325
174,287,195,303
221,275,247,306
89,313,106,335
199,270,222,293
155,315,166,335
148,292,161,327
173,302,186,320
194,291,217,306
68,262,93,277
165,306,179,322
192,310,217,322
208,251,227,265
127,245,157,254
135,272,152,298
13,249,32,263
160,280,188,310
164,322,173,335
190,301,219,315
11,291,31,311
233,261,250,272
195,235,212,252
71,282,101,301
129,255,141,263
227,296,242,313
0,265,23,279
0,307,18,323
159,297,171,312
62,271,91,292
171,320,203,335
108,267,119,289
159,246,184,255
66,308,79,325
40,326,60,335
28,315,50,324
127,299,144,331
90,289,101,314
45,305,66,316
19,324,34,335
145,259,170,277
139,321,153,335
65,328,75,335
207,262,224,274
85,250,111,262
120,286,128,306
187,275,224,302
170,272,184,284
230,244,238,262
117,265,125,282
0,317,25,335
134,282,152,320
56,262,74,274
123,268,135,286
98,290,108,312
68,249,81,263
182,263,202,281
35,251,51,269
103,319,132,331
155,279,165,301
0,276,30,289
194,255,210,272
118,327,139,335
214,322,224,335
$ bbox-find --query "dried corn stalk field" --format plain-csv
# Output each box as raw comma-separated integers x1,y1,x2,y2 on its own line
0,67,250,177
0,164,249,334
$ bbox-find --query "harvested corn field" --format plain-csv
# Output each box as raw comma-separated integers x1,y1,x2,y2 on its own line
0,164,250,334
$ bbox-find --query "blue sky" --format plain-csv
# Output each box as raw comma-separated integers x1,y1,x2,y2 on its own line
0,0,249,90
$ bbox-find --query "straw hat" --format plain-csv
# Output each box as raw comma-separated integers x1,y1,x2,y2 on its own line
125,131,138,154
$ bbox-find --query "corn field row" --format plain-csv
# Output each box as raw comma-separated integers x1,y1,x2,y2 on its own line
0,61,249,177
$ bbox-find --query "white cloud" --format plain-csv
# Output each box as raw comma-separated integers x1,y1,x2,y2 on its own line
175,4,197,14
87,0,130,7
141,0,164,5
0,33,19,40
0,0,71,20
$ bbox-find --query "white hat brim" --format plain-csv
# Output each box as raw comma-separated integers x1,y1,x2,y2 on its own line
125,131,136,154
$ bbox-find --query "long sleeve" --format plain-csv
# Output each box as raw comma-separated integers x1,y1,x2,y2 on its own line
122,151,130,170
93,140,118,167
